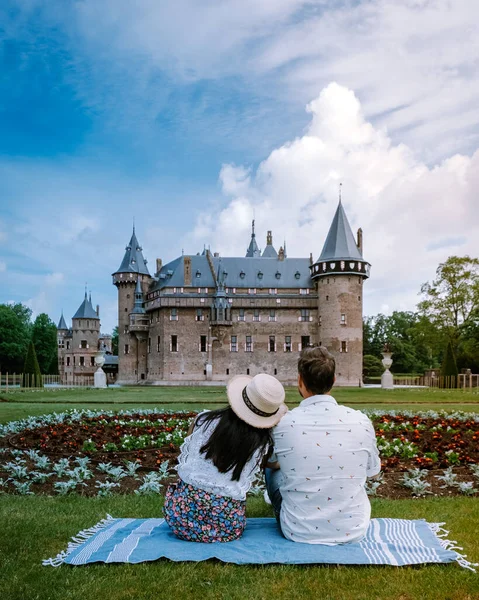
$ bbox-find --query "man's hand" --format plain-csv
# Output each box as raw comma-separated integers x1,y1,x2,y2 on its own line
265,461,280,471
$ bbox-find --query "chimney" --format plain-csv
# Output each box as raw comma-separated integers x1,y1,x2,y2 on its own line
184,256,192,286
214,252,220,258
309,253,313,266
266,231,273,246
96,304,100,317
156,258,162,275
357,228,363,254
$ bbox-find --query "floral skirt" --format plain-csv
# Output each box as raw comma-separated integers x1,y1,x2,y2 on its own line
163,478,246,543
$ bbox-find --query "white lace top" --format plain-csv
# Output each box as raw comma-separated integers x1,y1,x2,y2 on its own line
176,414,265,501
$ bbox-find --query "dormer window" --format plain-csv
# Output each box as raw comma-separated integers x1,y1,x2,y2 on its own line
196,270,201,278
295,271,301,279
240,271,246,279
275,271,281,279
257,271,263,279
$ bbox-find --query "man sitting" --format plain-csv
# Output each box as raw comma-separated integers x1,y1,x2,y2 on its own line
266,346,380,544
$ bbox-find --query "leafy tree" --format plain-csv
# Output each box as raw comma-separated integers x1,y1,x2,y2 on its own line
363,354,384,378
0,303,32,372
22,340,43,388
418,256,479,344
31,313,58,374
111,326,119,356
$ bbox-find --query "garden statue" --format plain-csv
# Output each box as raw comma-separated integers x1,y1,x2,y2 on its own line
94,351,107,388
381,343,394,390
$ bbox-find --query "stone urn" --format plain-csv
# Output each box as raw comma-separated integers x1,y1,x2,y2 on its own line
94,352,107,388
381,347,394,390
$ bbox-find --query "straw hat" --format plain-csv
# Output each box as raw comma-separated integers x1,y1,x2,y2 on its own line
227,373,287,429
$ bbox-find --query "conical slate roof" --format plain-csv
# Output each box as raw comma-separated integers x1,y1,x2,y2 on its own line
318,201,363,261
73,292,99,320
113,228,150,276
57,313,68,330
246,220,261,257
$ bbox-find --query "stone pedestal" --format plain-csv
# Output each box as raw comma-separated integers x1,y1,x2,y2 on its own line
205,363,213,381
381,351,394,390
94,368,107,388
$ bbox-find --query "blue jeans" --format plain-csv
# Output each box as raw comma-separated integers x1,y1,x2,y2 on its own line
265,468,284,530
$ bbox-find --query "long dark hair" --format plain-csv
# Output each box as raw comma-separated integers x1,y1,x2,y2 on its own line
197,407,273,481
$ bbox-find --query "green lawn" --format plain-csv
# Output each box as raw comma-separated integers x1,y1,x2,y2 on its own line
0,495,478,600
1,385,478,424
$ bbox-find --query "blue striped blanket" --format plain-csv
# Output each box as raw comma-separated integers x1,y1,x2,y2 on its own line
43,516,476,571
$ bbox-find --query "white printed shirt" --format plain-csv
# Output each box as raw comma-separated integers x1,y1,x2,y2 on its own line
272,394,381,544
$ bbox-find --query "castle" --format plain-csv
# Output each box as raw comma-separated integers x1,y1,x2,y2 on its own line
112,200,370,386
57,293,113,384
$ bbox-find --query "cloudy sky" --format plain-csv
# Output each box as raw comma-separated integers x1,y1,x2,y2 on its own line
1,0,478,333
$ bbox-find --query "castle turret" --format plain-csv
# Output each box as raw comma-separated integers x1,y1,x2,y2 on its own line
310,198,370,386
56,312,69,379
245,220,261,257
112,227,151,383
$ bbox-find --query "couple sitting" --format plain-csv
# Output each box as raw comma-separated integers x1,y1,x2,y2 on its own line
163,346,381,545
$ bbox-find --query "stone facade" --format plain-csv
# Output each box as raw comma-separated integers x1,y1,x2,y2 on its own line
113,203,370,386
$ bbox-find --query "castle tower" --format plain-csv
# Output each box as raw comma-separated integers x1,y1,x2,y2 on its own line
112,227,151,383
310,198,370,386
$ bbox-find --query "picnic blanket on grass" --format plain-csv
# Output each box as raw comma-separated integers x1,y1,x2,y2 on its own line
43,516,477,571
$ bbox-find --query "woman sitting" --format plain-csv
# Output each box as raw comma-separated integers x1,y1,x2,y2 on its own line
163,373,287,543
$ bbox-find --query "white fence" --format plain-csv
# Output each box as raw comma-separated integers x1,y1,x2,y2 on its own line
0,373,94,391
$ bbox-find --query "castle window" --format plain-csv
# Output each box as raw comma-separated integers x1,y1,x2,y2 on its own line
269,309,276,322
299,309,310,322
284,336,292,352
230,336,238,352
148,338,151,353
258,271,263,279
157,336,161,352
248,288,256,294
246,368,250,375
127,294,130,299
253,309,260,322
295,271,301,279
196,308,204,321
301,336,310,351
269,288,277,294
171,335,178,352
358,295,361,301
274,368,277,375
299,289,309,295
340,341,348,353
156,311,160,322
79,356,85,367
245,335,253,352
238,308,245,322
326,295,329,301
200,335,207,352
197,287,201,293
269,336,276,352
66,357,70,366
90,356,95,366
319,315,322,326
66,341,70,350
226,368,230,375
124,344,129,355
80,340,88,349
275,271,281,280
341,314,347,325
240,271,245,279
196,270,201,278
125,308,128,312
170,308,178,321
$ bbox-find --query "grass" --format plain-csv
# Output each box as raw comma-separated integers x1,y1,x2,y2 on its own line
1,386,479,599
1,386,479,424
0,495,478,600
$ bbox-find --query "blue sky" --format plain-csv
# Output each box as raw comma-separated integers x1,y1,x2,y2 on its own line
1,0,478,332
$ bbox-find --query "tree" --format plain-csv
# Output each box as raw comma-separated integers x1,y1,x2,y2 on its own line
111,326,119,356
441,339,458,387
31,313,58,374
363,354,384,378
418,256,479,345
22,340,43,388
0,303,32,372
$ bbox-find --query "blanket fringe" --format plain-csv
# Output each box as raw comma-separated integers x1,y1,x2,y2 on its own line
429,522,478,573
42,514,116,568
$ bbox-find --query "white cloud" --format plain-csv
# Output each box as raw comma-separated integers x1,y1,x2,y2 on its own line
191,82,479,316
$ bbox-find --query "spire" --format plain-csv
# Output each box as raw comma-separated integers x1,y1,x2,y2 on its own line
262,230,278,258
283,239,287,258
246,219,261,257
131,277,146,314
57,312,68,330
73,290,100,319
113,227,150,276
318,200,364,262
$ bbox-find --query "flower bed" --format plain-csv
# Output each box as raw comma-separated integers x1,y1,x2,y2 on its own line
0,408,478,498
